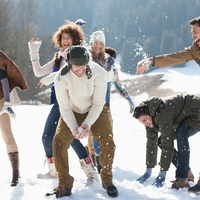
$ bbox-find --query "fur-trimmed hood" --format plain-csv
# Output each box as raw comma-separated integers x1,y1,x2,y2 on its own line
0,51,28,99
105,46,117,59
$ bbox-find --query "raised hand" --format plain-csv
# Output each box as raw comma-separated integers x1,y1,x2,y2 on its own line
135,59,151,74
28,38,42,61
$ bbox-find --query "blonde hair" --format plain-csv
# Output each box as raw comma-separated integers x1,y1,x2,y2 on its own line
90,42,105,66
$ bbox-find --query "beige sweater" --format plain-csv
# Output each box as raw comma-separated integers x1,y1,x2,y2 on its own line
54,61,107,132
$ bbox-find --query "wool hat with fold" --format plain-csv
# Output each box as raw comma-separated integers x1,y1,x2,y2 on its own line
67,45,89,66
90,30,105,45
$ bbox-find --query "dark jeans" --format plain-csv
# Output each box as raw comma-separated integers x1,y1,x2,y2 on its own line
42,100,88,159
158,124,198,178
71,138,88,159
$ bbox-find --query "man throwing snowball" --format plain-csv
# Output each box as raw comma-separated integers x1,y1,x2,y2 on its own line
136,16,200,75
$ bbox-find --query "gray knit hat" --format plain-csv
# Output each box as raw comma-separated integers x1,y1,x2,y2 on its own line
67,45,89,66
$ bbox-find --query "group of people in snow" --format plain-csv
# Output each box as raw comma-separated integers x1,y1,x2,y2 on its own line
1,15,200,198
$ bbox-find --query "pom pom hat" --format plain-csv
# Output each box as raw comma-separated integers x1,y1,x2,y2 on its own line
90,30,105,45
75,19,86,27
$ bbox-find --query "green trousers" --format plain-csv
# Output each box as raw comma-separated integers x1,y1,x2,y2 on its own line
53,104,116,188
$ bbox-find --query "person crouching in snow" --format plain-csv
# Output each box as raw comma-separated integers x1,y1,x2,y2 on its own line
133,93,200,191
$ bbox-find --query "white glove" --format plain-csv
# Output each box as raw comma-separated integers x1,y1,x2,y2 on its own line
28,40,42,61
40,72,58,86
58,48,69,59
0,102,16,119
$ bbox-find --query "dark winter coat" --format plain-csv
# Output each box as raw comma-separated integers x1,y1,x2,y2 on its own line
0,51,28,99
144,93,200,171
153,41,200,67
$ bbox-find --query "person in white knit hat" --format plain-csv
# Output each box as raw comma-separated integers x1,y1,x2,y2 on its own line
90,30,105,45
85,30,135,175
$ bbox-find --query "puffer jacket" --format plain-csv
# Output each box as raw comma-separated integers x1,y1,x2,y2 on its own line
144,93,200,171
0,51,28,99
153,41,200,67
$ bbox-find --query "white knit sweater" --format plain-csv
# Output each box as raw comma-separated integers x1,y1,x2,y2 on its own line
54,61,107,132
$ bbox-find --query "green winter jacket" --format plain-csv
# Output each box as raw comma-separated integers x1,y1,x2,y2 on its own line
144,93,200,171
153,41,200,67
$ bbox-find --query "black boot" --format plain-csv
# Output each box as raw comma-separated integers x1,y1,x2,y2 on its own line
188,177,200,193
95,155,102,174
102,182,119,197
46,186,72,198
8,152,20,186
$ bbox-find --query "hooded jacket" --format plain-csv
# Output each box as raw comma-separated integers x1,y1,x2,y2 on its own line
0,51,28,99
144,93,200,171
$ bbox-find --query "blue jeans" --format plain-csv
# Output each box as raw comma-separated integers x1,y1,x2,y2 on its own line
42,100,88,159
70,138,88,159
93,138,100,154
158,124,198,179
174,124,198,178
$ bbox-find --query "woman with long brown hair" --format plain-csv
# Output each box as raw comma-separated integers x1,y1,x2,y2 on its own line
28,20,98,181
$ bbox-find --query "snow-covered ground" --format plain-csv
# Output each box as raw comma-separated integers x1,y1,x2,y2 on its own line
1,61,200,199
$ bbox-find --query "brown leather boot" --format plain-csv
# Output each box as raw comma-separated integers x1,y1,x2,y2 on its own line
171,169,194,183
171,178,190,189
188,169,194,182
8,152,20,186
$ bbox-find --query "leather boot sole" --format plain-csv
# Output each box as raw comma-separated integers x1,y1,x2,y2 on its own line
171,182,190,189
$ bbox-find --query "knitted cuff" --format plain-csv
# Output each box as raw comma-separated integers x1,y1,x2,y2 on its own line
146,168,152,175
159,171,166,177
